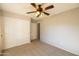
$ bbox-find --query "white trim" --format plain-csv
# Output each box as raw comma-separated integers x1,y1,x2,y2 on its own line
41,39,79,55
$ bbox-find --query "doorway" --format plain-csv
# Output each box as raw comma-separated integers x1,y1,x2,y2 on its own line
30,21,40,41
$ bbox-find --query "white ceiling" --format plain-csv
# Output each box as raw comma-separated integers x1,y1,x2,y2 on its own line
0,3,79,19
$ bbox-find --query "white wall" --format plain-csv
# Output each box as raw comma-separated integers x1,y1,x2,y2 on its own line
0,15,5,54
40,7,79,55
0,3,31,49
0,16,2,53
31,23,37,40
4,17,30,49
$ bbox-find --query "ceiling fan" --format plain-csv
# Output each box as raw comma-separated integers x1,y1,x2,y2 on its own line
26,3,54,17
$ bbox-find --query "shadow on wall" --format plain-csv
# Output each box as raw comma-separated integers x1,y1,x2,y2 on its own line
0,4,4,17
40,7,79,55
0,4,30,20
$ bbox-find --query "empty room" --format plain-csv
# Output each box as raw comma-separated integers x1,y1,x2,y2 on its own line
0,3,79,56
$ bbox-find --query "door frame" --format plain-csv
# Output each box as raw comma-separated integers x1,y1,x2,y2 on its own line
37,23,40,40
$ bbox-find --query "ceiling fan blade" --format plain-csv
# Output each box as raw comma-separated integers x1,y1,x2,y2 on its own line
27,11,37,14
43,12,50,15
45,5,54,10
31,3,36,8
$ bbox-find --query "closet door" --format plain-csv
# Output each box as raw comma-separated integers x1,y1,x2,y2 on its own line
4,18,30,49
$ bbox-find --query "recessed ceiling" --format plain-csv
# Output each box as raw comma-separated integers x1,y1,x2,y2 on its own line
0,3,79,19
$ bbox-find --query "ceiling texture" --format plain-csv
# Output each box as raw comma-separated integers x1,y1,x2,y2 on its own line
0,3,79,20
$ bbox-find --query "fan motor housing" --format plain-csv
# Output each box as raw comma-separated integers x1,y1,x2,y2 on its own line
37,5,43,12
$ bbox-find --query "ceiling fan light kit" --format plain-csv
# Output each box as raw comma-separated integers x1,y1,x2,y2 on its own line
26,3,54,17
35,11,40,16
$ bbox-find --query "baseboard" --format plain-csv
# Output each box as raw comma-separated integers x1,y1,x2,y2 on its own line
41,39,79,55
4,40,31,49
31,38,37,40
